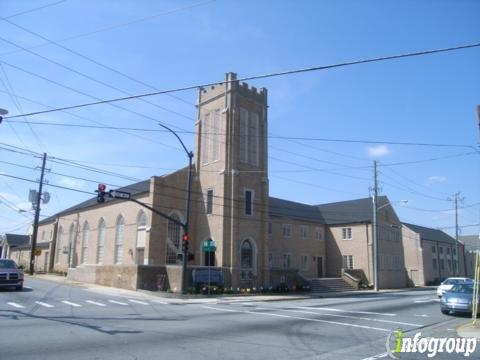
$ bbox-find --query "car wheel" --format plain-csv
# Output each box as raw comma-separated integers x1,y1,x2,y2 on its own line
441,309,450,315
15,285,23,291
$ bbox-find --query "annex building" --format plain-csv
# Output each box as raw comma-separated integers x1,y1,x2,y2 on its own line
6,73,466,292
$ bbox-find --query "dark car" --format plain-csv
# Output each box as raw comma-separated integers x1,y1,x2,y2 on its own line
0,259,24,291
440,283,478,315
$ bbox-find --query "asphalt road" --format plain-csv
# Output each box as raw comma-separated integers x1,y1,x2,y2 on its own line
0,278,476,360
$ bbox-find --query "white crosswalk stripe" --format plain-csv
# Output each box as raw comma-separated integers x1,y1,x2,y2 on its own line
7,302,24,308
35,301,54,308
61,301,81,307
128,299,149,305
85,300,106,307
108,300,128,306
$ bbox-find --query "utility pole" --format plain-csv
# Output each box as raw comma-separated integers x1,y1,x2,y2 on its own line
372,160,379,292
29,152,47,275
448,192,464,276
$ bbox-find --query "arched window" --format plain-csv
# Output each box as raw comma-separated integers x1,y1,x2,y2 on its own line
240,238,257,280
241,240,253,269
56,226,63,264
97,219,105,264
81,221,89,264
136,211,147,265
68,223,75,267
166,213,182,264
114,215,125,264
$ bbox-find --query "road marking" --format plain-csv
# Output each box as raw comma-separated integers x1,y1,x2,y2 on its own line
414,299,440,303
24,286,33,290
260,307,421,327
152,299,169,305
202,306,390,332
7,302,24,308
61,301,81,307
414,314,429,318
35,301,54,308
108,300,128,306
292,306,396,317
128,299,149,305
86,300,106,307
362,352,389,360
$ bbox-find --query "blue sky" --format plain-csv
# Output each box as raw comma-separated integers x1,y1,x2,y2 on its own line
0,0,479,237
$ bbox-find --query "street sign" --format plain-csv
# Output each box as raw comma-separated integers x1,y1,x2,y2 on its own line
202,238,216,252
109,190,131,200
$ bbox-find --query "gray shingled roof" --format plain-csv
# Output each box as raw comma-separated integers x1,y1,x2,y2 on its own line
403,223,457,245
459,235,480,252
40,179,150,225
269,197,324,222
4,234,30,247
269,195,390,225
316,196,389,225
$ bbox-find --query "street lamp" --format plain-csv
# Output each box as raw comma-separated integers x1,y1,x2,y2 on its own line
157,123,193,294
372,199,408,292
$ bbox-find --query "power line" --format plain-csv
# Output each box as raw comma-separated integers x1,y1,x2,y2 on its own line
0,34,192,129
5,118,475,149
5,41,480,121
3,0,66,19
0,15,196,109
0,0,215,58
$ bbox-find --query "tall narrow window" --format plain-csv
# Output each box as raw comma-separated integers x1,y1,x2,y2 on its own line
97,219,105,264
206,189,213,214
56,226,63,264
342,227,352,240
283,254,291,269
81,222,89,264
166,214,182,264
68,223,75,266
300,225,308,239
136,211,147,265
241,239,253,269
245,189,253,215
248,112,259,166
201,113,210,165
211,110,220,162
342,255,354,270
114,215,125,264
239,107,248,163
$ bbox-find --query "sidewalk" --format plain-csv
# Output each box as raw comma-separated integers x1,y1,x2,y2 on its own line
25,273,425,304
457,322,480,340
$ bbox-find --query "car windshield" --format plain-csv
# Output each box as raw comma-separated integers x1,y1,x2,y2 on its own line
444,278,472,285
450,284,474,293
0,260,18,269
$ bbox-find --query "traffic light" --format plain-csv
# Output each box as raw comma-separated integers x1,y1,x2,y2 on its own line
181,233,189,253
96,183,107,203
182,240,188,253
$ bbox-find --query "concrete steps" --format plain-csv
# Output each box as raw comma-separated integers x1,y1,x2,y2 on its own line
310,277,356,293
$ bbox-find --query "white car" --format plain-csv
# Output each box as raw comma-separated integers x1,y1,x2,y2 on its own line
437,277,473,297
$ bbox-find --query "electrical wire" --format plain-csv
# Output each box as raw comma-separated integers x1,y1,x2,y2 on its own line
4,41,480,121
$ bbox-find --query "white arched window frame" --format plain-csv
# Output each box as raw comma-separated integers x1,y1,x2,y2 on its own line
166,212,183,265
81,221,89,264
97,219,106,264
240,238,257,281
114,215,125,264
56,226,63,264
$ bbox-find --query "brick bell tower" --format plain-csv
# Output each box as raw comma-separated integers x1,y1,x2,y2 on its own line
194,72,269,288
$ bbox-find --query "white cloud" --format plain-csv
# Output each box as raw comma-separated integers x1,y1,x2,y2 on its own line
426,176,447,185
367,145,390,157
